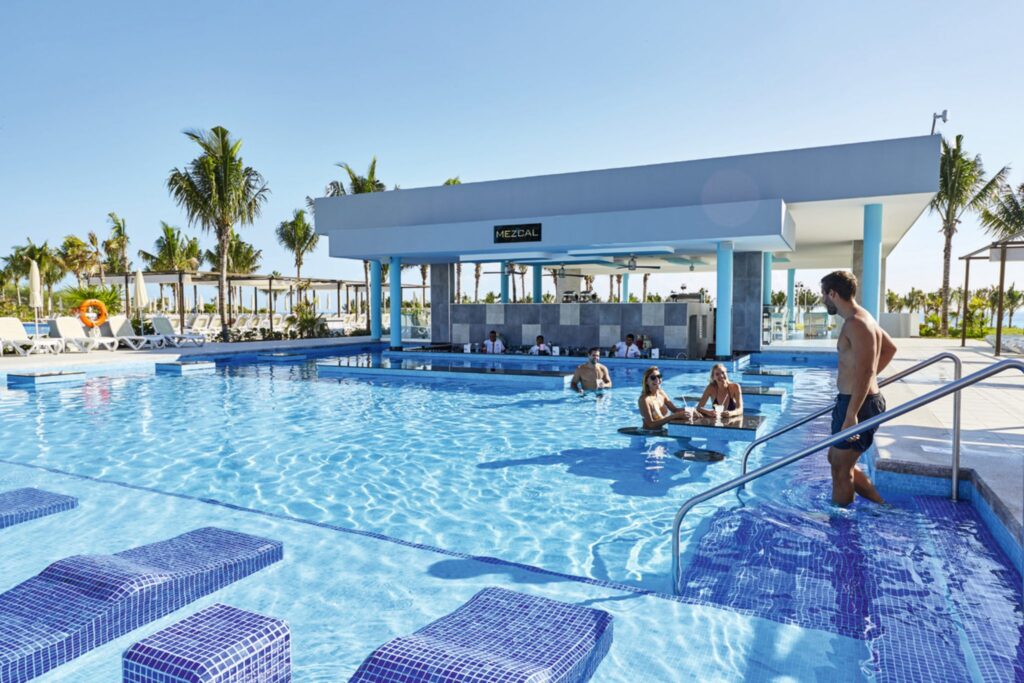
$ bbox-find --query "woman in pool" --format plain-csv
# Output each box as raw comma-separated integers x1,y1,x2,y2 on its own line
638,366,693,429
694,363,743,418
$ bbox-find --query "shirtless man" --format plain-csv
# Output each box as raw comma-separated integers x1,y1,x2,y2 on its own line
821,271,898,506
570,347,612,394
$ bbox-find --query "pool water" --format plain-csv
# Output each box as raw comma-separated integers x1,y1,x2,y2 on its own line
0,348,1020,681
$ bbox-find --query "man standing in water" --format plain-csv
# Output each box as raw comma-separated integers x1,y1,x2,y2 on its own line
821,271,897,506
570,347,612,394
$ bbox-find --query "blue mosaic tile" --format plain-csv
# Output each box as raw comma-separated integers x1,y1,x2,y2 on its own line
0,527,283,682
123,603,291,683
909,496,1024,683
348,587,613,683
0,487,78,529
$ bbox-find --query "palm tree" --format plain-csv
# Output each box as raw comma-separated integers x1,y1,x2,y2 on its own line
334,157,387,322
642,272,650,302
614,274,622,303
104,212,131,273
980,183,1024,240
930,135,1008,335
607,275,615,302
20,239,65,314
419,264,429,306
167,126,270,340
139,222,203,310
204,234,262,274
1003,283,1021,328
2,246,28,306
474,263,482,302
58,236,94,287
275,209,319,281
886,290,904,313
87,231,105,284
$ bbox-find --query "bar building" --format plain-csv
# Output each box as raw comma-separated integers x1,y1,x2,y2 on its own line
314,135,939,357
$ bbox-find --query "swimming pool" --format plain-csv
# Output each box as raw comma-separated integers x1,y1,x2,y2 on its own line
0,347,1020,681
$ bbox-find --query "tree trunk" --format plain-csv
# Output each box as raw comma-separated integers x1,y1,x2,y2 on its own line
642,273,649,302
455,263,461,302
608,275,614,302
218,231,230,341
511,270,517,302
474,264,481,302
940,221,954,336
15,279,22,306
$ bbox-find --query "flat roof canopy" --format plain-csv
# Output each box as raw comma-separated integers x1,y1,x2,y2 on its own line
314,135,939,273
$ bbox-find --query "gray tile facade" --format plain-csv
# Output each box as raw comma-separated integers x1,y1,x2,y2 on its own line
731,252,764,353
447,303,713,356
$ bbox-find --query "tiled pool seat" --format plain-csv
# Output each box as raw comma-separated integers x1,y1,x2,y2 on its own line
123,603,290,683
0,487,78,529
0,527,283,683
349,587,613,683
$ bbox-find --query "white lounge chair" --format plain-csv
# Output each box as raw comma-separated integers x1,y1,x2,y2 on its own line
99,315,165,350
49,317,118,352
0,317,64,355
152,316,205,347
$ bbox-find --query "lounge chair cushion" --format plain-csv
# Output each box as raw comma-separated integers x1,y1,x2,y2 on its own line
349,587,613,683
0,527,282,682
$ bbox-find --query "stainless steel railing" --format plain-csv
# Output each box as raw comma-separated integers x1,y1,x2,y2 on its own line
740,352,962,499
671,358,1024,595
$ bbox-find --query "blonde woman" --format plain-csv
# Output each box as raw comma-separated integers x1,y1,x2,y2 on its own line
694,363,743,418
638,366,692,429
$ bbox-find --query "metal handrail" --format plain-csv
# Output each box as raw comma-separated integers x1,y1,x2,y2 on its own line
671,358,1024,595
740,352,963,498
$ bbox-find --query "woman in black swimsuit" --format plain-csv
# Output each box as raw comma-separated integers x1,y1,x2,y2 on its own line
695,363,743,418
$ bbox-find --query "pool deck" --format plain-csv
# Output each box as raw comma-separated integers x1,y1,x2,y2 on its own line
776,337,1023,543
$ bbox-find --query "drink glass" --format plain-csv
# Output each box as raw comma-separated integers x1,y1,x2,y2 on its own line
713,403,723,422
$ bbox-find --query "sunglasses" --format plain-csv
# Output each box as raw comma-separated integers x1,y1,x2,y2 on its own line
649,374,662,381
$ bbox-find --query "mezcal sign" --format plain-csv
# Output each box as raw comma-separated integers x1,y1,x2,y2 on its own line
493,223,542,243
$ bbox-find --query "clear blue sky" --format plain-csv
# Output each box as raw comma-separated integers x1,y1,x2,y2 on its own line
1,0,1021,301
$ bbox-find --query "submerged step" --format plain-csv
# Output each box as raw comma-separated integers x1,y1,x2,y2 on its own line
7,371,85,388
155,361,217,375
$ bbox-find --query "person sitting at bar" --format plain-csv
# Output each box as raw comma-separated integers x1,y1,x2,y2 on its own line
612,333,641,358
570,347,612,394
638,366,692,429
528,335,551,355
483,330,505,354
694,363,744,418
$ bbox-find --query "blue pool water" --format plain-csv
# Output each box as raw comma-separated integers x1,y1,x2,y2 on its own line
0,347,1020,681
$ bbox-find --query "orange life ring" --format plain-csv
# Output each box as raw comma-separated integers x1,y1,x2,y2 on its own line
79,299,109,328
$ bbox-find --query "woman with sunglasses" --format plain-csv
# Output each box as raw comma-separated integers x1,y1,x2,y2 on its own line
638,366,692,429
694,363,744,419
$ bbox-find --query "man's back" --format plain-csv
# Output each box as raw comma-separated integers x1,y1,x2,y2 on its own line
836,308,887,394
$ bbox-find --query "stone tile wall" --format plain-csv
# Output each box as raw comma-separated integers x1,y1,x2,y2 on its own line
731,252,764,353
448,302,712,357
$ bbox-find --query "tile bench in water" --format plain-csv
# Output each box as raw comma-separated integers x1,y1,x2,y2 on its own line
155,361,217,375
0,527,283,682
123,603,291,683
7,371,86,388
0,487,78,529
349,587,613,683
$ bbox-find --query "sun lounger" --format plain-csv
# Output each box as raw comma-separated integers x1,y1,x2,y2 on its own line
49,316,118,352
349,587,613,683
0,488,78,529
99,315,165,350
123,603,291,683
152,316,206,347
0,526,282,682
0,317,64,356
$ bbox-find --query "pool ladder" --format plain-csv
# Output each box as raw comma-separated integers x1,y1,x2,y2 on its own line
671,355,1024,595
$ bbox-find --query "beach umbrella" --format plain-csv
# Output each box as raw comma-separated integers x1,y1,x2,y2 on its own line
28,259,42,331
133,268,149,328
195,292,204,313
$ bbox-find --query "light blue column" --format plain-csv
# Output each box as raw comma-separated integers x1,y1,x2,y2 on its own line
622,273,630,303
532,265,542,303
389,256,402,349
716,241,734,357
862,204,883,318
762,253,773,306
499,261,509,303
370,259,382,340
786,268,796,326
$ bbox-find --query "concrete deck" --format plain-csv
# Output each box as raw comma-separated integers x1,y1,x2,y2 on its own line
0,336,376,373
